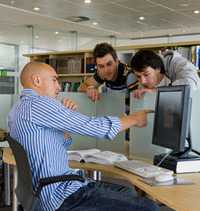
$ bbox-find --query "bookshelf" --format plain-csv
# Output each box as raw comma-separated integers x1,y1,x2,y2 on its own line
25,50,95,91
24,41,200,91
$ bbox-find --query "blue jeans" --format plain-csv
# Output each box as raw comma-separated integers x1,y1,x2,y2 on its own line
57,181,160,211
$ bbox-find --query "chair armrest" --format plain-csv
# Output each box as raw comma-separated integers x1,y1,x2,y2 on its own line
35,174,85,195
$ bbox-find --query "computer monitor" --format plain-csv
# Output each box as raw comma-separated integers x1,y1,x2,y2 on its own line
152,85,191,153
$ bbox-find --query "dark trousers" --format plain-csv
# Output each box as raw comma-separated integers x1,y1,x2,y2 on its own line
57,181,160,211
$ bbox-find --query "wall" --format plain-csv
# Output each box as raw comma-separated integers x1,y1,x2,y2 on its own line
0,23,200,93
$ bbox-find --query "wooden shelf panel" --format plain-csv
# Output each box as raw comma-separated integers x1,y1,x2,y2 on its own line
24,41,200,58
58,73,94,77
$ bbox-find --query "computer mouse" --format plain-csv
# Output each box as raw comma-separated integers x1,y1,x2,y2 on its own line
155,174,174,183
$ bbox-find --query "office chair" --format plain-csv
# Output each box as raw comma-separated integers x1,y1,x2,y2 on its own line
7,135,85,211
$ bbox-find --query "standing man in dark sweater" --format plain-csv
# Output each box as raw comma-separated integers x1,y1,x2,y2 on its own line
78,42,137,101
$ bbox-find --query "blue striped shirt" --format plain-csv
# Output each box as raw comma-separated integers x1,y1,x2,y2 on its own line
8,89,120,211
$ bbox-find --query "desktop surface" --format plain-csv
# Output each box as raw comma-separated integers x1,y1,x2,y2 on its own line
3,148,200,211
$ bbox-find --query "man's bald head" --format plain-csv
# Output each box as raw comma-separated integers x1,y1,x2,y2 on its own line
21,62,53,87
20,62,61,98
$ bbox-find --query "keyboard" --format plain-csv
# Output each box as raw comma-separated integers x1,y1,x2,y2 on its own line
114,159,173,178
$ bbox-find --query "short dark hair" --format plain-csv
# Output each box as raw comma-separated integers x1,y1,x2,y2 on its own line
93,43,117,63
130,49,165,74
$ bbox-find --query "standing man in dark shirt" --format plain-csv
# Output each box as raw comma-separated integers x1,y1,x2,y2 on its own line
79,42,137,101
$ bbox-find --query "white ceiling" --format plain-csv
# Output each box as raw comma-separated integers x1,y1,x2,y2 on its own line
0,0,200,39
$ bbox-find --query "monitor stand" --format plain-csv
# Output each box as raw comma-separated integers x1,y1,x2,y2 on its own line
153,137,200,173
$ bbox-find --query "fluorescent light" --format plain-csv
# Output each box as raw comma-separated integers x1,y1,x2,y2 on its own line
139,16,145,20
180,3,188,7
84,0,91,3
33,7,40,11
194,10,200,14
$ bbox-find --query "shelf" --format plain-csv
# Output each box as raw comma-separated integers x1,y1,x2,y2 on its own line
58,73,94,77
24,49,91,57
24,41,200,58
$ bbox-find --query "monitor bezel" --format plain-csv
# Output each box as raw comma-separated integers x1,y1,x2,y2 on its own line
152,85,191,152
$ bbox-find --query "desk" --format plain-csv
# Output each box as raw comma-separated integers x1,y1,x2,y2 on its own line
3,148,200,211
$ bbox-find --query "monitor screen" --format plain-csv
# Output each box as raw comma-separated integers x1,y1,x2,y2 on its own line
152,85,191,152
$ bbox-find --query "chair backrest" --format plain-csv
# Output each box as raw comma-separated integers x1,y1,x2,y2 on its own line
7,135,39,211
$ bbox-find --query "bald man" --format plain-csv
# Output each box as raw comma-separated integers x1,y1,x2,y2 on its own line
8,62,159,211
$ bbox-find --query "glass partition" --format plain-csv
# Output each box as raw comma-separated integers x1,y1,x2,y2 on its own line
58,92,97,150
58,92,125,152
0,94,19,130
0,43,19,94
0,95,13,130
190,89,200,152
129,93,168,159
1,92,125,152
96,92,125,153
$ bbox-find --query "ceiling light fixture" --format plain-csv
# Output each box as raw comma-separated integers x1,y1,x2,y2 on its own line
139,16,145,20
180,3,188,7
193,10,200,14
55,31,59,35
66,16,90,22
33,7,40,11
92,22,98,25
84,0,91,3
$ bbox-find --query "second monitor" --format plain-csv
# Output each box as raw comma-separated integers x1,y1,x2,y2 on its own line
152,85,200,173
152,85,191,153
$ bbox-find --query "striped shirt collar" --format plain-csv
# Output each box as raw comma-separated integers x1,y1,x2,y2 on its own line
21,88,38,97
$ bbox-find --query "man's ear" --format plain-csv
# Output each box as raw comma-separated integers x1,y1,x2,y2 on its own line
32,74,41,87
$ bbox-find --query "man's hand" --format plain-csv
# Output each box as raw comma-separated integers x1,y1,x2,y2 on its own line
86,86,100,102
133,88,156,99
131,110,147,127
120,109,153,131
64,132,71,139
62,98,77,111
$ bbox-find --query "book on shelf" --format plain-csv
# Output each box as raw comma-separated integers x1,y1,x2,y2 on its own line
61,81,80,92
86,57,96,73
68,148,128,165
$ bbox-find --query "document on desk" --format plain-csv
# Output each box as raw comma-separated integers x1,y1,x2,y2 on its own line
140,177,194,186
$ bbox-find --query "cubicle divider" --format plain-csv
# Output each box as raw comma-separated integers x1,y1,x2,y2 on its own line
0,95,13,130
190,89,200,152
58,92,97,150
129,93,168,160
0,92,125,152
2,90,200,156
0,94,19,147
58,92,125,153
0,94,19,130
95,92,125,153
